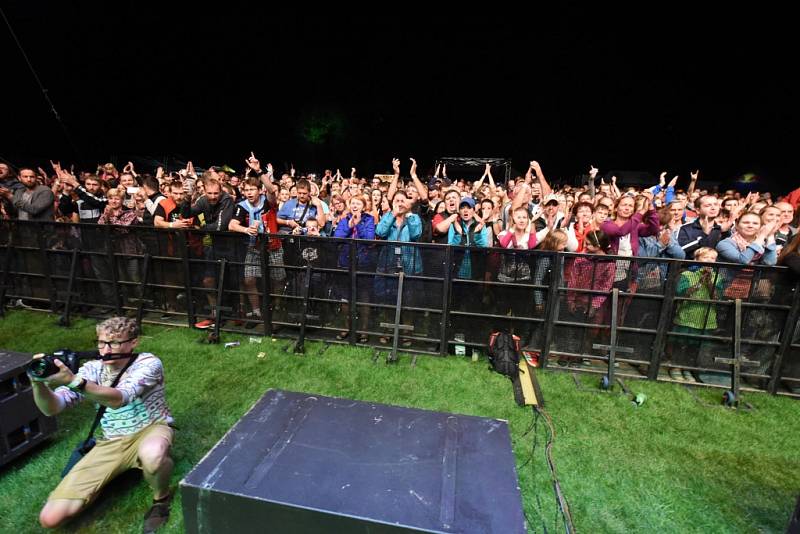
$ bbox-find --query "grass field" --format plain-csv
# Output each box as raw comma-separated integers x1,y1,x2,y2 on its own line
1,309,799,533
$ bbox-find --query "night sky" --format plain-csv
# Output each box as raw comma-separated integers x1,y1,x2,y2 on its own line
3,5,797,192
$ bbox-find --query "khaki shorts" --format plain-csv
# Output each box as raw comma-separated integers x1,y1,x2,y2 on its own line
49,423,174,504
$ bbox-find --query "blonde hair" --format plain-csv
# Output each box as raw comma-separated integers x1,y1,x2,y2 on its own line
96,316,139,340
106,188,124,199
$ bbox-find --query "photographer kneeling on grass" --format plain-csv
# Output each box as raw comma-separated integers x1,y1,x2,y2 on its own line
29,317,175,533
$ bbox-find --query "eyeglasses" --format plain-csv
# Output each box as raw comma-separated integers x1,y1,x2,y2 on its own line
97,338,134,350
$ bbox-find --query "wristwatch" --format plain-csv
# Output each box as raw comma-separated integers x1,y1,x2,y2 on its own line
67,376,88,392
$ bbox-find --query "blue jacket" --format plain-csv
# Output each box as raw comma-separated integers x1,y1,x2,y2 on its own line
638,234,686,260
447,218,489,279
677,219,727,258
716,237,777,266
375,213,423,274
637,234,686,289
333,213,375,268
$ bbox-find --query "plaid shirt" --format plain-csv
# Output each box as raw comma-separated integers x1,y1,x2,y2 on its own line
565,256,616,310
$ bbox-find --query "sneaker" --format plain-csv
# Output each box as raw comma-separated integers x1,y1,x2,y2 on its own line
194,319,214,329
17,299,35,309
142,492,173,533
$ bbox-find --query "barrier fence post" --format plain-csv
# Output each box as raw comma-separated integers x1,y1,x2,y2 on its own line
0,228,14,317
768,280,800,394
349,240,357,345
439,246,454,357
36,227,57,314
135,254,152,331
103,225,123,315
59,248,80,327
647,259,681,380
715,299,760,405
260,235,272,337
210,258,229,342
540,252,563,368
177,232,196,329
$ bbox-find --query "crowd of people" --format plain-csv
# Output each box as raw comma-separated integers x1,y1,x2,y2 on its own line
8,155,798,534
2,155,799,376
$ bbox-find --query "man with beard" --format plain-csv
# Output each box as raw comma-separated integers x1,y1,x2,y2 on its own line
180,178,234,328
0,167,55,220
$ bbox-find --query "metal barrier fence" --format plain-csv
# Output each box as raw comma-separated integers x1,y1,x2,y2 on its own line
1,220,799,396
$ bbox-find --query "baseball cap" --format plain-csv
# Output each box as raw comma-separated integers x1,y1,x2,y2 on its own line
543,193,559,205
459,197,476,209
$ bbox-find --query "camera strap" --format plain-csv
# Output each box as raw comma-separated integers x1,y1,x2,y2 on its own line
79,353,139,448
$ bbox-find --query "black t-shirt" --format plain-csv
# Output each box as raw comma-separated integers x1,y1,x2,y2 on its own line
58,194,77,217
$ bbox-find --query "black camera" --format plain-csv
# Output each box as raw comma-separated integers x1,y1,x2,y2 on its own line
27,349,83,379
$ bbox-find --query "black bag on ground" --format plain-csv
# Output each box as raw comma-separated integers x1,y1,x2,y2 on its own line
488,331,525,406
488,331,521,377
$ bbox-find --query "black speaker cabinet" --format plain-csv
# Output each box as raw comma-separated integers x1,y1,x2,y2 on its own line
181,390,526,533
0,350,57,467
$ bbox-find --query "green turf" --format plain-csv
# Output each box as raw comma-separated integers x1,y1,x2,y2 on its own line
1,310,799,533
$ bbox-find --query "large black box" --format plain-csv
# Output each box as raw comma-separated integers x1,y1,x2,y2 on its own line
181,390,526,533
0,350,57,467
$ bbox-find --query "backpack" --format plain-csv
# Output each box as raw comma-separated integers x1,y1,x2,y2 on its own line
488,331,521,378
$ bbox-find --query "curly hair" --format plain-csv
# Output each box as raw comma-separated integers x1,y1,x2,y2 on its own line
96,316,139,340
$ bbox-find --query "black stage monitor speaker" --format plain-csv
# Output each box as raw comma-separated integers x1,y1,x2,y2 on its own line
181,390,526,533
0,350,57,468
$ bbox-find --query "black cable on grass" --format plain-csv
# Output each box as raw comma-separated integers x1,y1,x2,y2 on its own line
529,409,549,534
534,406,576,534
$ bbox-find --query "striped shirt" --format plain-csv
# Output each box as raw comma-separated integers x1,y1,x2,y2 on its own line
54,353,173,439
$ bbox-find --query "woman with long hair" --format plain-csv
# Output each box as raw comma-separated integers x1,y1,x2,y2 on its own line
600,194,660,322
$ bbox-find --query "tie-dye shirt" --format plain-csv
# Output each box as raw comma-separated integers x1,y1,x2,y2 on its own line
55,353,173,439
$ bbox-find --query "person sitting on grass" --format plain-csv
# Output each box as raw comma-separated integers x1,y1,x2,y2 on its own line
30,317,175,533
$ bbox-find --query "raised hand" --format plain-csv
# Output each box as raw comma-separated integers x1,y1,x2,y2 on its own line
156,166,164,180
659,172,667,187
589,165,599,179
350,167,356,179
690,169,699,181
392,158,401,175
667,175,679,188
409,158,417,177
246,151,261,173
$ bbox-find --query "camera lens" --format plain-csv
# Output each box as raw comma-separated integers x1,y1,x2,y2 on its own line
27,357,52,378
